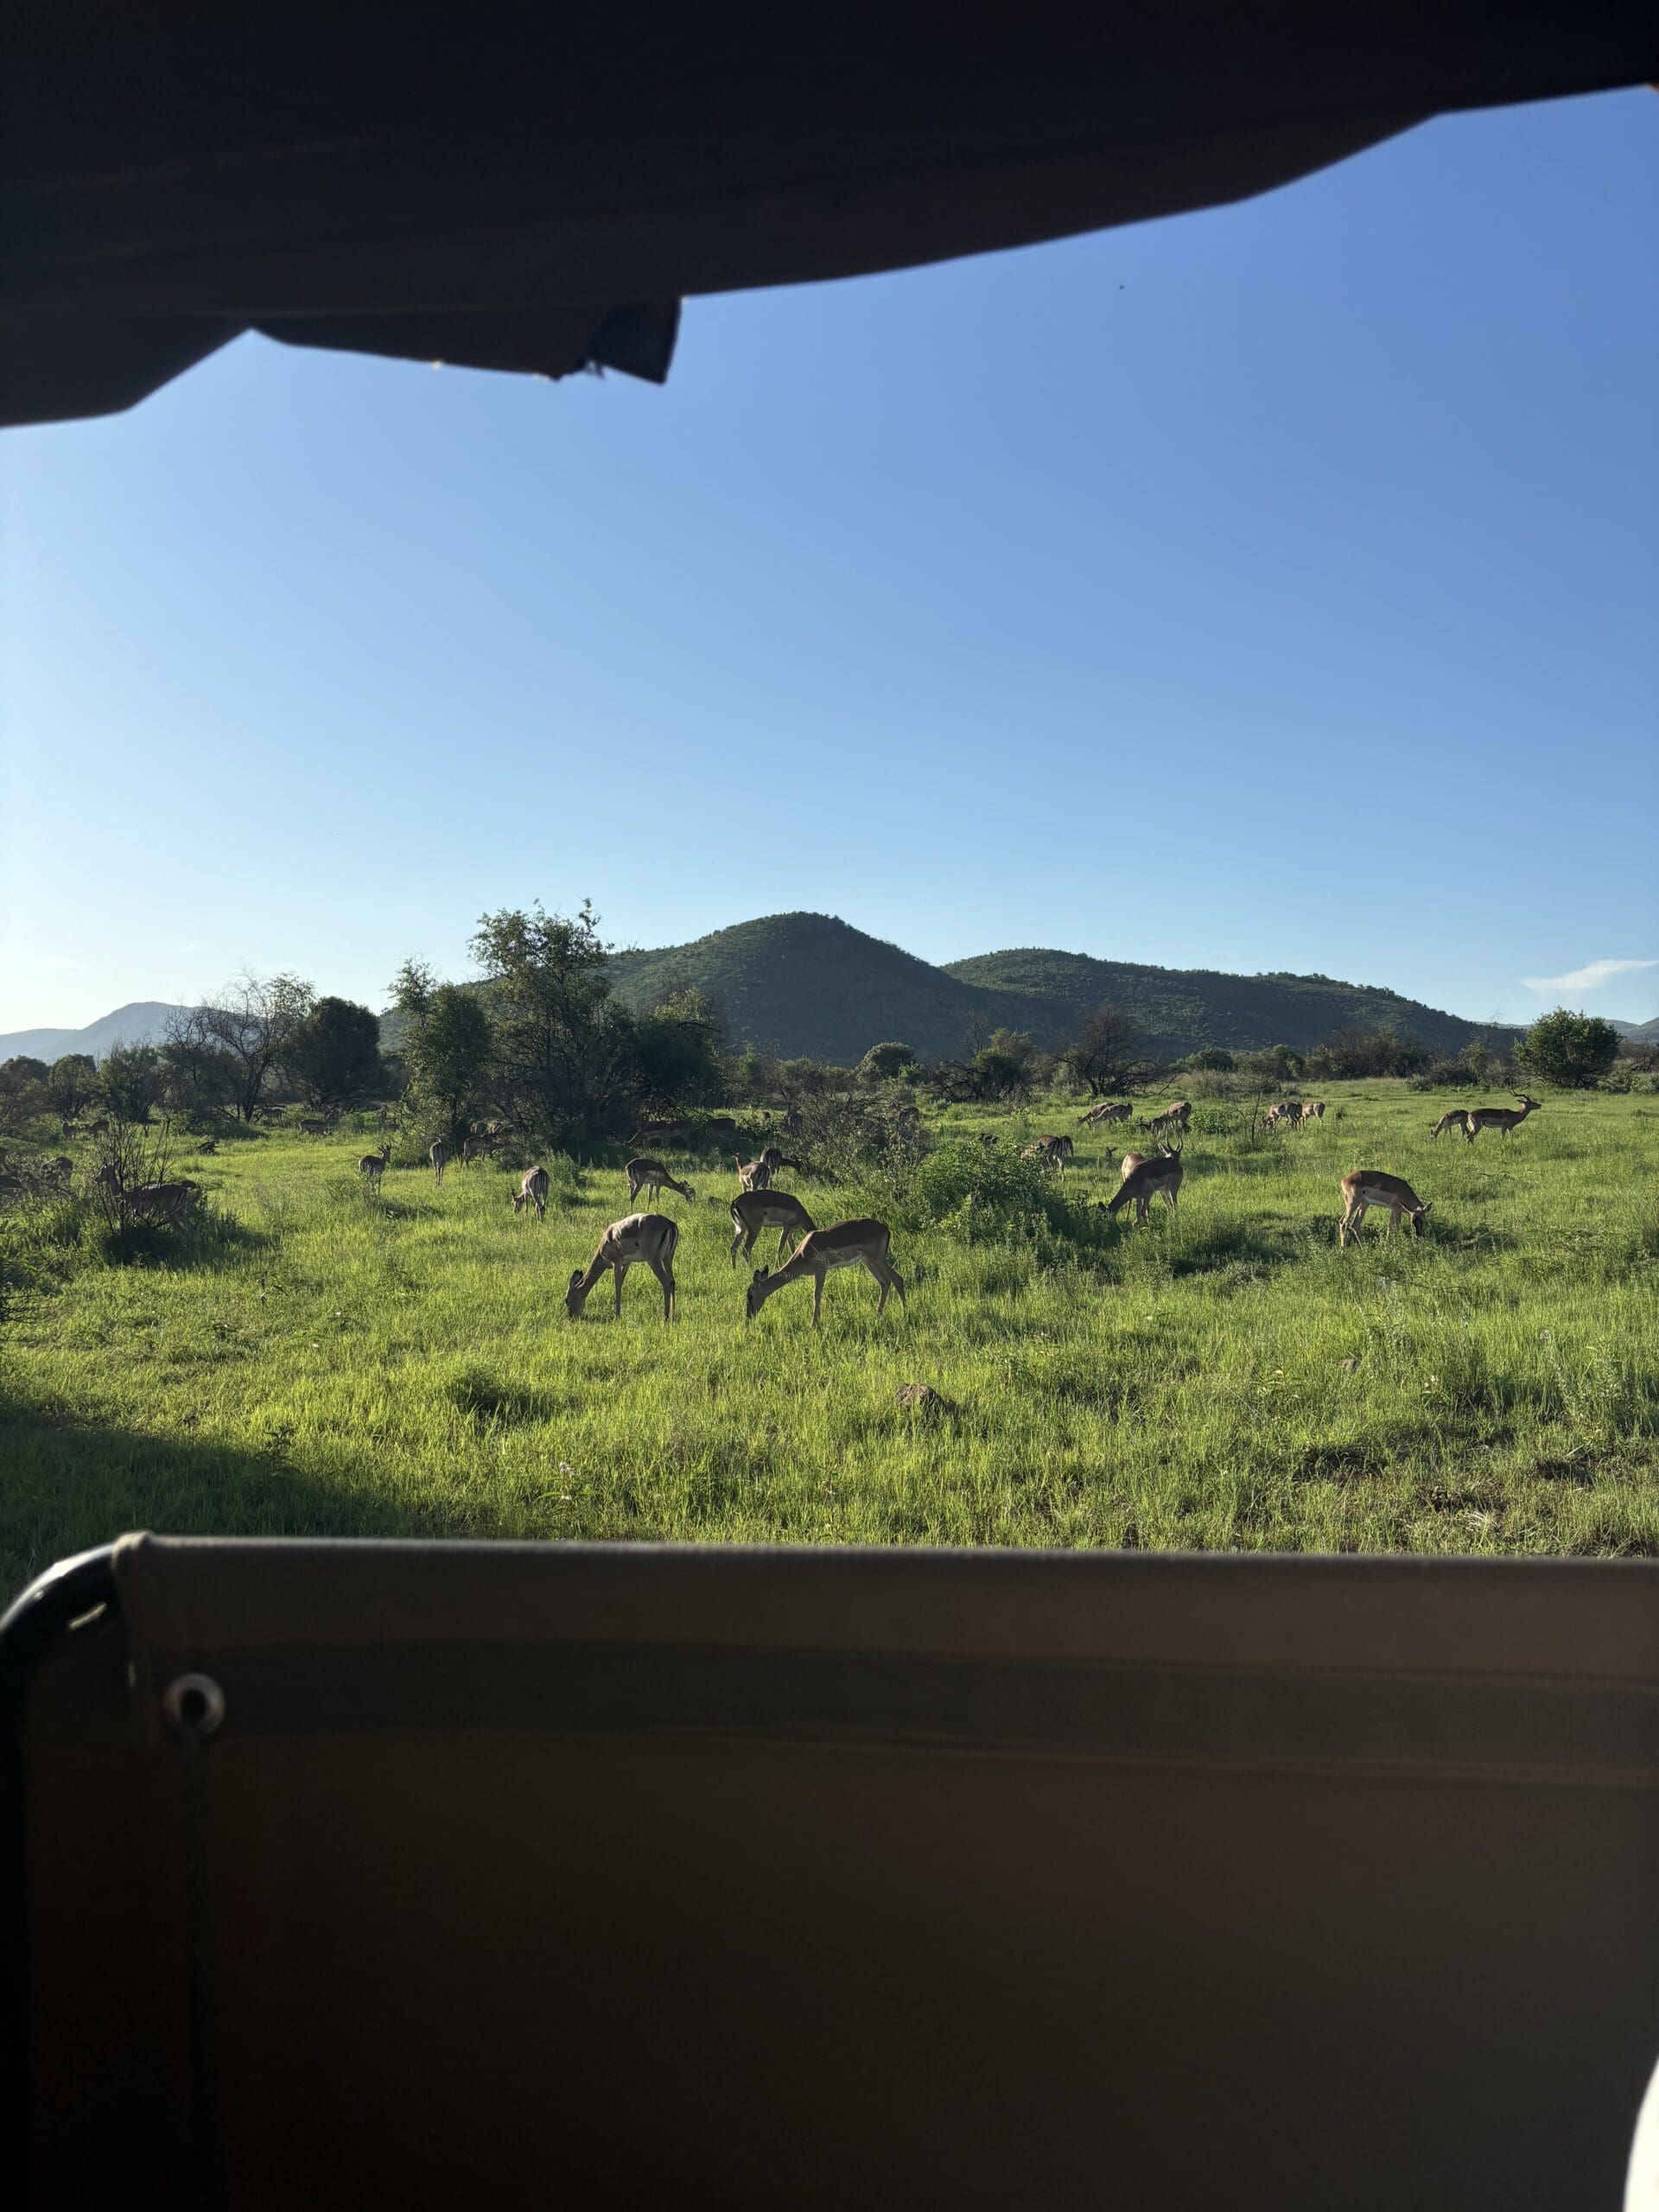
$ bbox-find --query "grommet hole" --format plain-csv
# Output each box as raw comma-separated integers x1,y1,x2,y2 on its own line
163,1672,226,1739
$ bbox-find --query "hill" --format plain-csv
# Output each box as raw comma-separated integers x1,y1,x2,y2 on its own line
607,912,1510,1065
0,1001,190,1065
942,949,1513,1061
1609,1016,1659,1041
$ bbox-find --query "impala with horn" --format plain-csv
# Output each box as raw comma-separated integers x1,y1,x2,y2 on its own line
1105,1144,1183,1224
1079,1099,1132,1128
357,1142,391,1190
566,1214,679,1324
746,1220,906,1327
1462,1095,1541,1143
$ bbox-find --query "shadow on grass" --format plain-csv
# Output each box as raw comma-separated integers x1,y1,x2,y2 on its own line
0,1398,526,1601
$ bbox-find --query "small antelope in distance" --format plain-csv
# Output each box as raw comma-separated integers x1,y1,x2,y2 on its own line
746,1219,906,1327
729,1188,817,1267
125,1180,203,1224
429,1140,447,1185
626,1156,696,1206
1079,1100,1132,1128
758,1145,804,1184
1431,1108,1472,1141
1338,1170,1431,1247
1145,1101,1192,1139
298,1116,334,1137
1264,1100,1301,1133
1299,1100,1325,1125
735,1154,772,1193
566,1213,679,1324
1023,1135,1074,1172
358,1142,391,1189
512,1166,550,1221
1106,1144,1183,1224
1462,1095,1541,1143
461,1133,500,1167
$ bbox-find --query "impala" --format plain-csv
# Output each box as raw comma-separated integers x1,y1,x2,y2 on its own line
1146,1101,1191,1138
566,1213,678,1324
1023,1135,1074,1171
735,1155,772,1192
357,1142,391,1189
512,1166,550,1220
626,1156,696,1205
1106,1144,1183,1224
429,1139,447,1185
126,1179,203,1224
1079,1100,1132,1127
1300,1100,1326,1123
728,1188,817,1266
298,1116,334,1137
746,1219,906,1326
758,1145,804,1182
1264,1100,1301,1133
1338,1170,1430,1246
1430,1109,1471,1141
1463,1095,1541,1143
461,1133,500,1166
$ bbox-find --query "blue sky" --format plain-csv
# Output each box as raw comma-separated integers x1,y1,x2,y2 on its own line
3,88,1654,1038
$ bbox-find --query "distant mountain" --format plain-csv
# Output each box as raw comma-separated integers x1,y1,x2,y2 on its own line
1608,1016,1659,1040
0,1001,190,1065
607,912,1513,1065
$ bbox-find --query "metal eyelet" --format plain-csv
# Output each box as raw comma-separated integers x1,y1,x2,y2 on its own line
163,1672,226,1739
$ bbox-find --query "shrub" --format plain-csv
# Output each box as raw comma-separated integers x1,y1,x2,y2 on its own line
1516,1007,1621,1090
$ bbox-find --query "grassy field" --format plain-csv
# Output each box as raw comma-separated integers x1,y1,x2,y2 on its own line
3,1082,1656,1593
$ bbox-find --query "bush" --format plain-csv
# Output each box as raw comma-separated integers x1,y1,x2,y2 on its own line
1516,1007,1621,1090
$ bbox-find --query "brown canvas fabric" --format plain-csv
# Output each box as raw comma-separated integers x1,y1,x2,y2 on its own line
17,1539,1659,2207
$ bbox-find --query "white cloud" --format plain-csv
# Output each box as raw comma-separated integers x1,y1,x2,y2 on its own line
1522,957,1656,995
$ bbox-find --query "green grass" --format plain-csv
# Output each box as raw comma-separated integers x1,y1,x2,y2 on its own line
3,1083,1656,1592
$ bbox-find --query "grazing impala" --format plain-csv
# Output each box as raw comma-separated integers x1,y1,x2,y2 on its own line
357,1142,391,1189
1338,1170,1430,1246
1299,1100,1325,1125
1106,1144,1183,1224
626,1156,696,1206
758,1145,804,1183
1079,1100,1132,1128
729,1188,817,1266
565,1213,679,1324
1431,1109,1472,1141
1463,1095,1541,1143
746,1220,906,1327
1145,1101,1192,1139
125,1180,203,1224
1264,1100,1301,1133
1023,1135,1074,1172
735,1154,772,1193
429,1139,447,1185
512,1166,550,1220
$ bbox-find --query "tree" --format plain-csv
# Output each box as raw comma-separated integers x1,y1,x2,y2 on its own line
1516,1007,1620,1090
0,1056,50,1133
190,973,315,1122
99,1042,165,1124
857,1041,917,1084
159,1012,240,1121
46,1052,99,1122
283,996,385,1109
634,989,726,1109
1065,1002,1141,1096
471,900,645,1141
388,958,437,1030
404,985,494,1143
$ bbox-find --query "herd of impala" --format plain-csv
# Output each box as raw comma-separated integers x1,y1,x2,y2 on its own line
344,1087,1548,1325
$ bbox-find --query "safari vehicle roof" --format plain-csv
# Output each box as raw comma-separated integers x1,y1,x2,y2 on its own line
5,1,1656,426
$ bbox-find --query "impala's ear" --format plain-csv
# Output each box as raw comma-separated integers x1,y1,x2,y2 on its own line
567,1269,583,1290
753,1266,769,1283
1421,1202,1433,1215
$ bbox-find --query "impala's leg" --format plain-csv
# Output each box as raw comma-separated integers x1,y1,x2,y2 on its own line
653,1258,674,1323
811,1273,824,1327
729,1224,742,1267
777,1225,792,1259
613,1261,626,1320
886,1262,906,1309
867,1254,888,1313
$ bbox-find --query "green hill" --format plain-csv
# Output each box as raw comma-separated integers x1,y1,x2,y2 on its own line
942,949,1508,1060
605,912,1510,1065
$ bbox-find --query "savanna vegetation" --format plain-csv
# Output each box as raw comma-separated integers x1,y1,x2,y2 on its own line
3,1070,1655,1595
